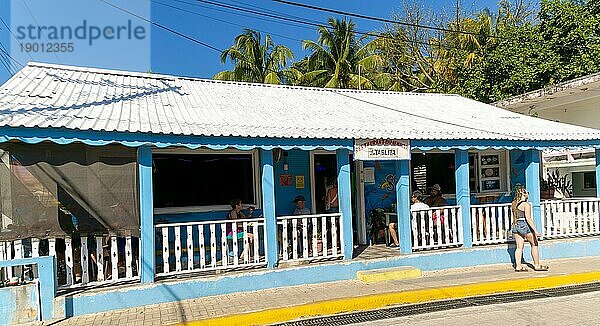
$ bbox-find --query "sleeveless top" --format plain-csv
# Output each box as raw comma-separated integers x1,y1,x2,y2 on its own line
516,201,527,220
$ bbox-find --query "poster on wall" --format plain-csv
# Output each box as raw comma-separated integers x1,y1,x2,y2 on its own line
354,139,410,161
296,175,305,189
279,174,292,186
363,167,375,184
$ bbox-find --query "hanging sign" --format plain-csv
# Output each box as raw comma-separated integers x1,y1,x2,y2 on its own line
354,139,410,161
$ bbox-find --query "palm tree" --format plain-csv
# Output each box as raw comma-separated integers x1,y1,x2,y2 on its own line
300,18,382,89
214,29,294,84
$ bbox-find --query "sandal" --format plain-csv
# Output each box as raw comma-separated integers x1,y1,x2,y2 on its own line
514,267,528,272
533,265,549,271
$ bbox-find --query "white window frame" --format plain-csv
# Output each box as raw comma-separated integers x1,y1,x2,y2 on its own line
469,149,510,195
409,149,511,198
152,147,261,215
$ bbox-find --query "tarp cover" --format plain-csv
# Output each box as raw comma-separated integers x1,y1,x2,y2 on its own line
0,142,139,241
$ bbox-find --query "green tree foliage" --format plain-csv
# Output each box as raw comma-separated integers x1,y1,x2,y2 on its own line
213,29,294,84
213,1,600,102
457,0,600,102
299,18,382,89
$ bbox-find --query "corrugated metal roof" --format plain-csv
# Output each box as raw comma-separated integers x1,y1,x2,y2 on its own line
1,62,600,142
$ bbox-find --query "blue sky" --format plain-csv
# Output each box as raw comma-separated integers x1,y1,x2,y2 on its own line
1,0,500,83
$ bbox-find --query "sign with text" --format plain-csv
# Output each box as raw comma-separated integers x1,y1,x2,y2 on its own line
354,139,410,161
7,0,150,75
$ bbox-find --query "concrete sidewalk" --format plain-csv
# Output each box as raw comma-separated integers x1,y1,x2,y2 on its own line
48,256,600,326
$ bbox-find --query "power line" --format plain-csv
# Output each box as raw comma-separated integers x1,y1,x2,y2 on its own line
171,0,476,54
164,0,311,32
20,0,63,64
273,0,597,53
153,0,303,42
98,0,222,53
272,0,504,40
0,16,34,62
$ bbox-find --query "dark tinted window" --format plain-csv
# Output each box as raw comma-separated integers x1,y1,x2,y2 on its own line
153,153,255,208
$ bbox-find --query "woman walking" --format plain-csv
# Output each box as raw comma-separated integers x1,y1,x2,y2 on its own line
512,187,549,272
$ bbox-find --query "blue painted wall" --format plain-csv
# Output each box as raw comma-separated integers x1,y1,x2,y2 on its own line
363,161,397,216
510,150,527,191
273,149,312,216
0,284,39,325
49,237,600,318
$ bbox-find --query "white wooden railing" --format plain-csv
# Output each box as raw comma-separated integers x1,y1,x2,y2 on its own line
541,199,600,238
155,218,266,276
277,213,343,262
0,235,139,289
411,205,463,250
471,203,513,245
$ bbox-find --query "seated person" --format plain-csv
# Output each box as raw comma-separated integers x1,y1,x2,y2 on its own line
423,184,448,207
389,191,429,247
291,195,311,254
227,199,254,259
292,195,311,215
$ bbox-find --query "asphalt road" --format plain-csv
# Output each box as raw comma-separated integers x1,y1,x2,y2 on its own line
352,290,600,326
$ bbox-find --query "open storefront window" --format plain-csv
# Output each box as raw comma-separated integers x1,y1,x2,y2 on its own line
152,151,258,212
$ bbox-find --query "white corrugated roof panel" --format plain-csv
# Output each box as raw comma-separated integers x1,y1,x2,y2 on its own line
0,62,600,142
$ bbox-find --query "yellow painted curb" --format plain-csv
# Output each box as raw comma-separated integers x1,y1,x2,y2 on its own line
357,267,422,283
180,271,600,326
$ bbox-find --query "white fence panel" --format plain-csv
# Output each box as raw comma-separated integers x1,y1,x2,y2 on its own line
277,213,343,263
542,199,600,238
471,203,513,245
411,205,463,251
155,218,267,277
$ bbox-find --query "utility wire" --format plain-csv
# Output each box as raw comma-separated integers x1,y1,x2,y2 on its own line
153,0,303,42
167,0,309,31
273,0,511,41
98,0,222,53
0,17,34,62
274,0,596,52
20,0,63,64
0,1,527,141
169,0,477,54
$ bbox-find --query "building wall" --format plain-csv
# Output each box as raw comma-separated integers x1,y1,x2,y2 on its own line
46,237,600,318
273,149,312,217
0,283,39,325
363,161,398,217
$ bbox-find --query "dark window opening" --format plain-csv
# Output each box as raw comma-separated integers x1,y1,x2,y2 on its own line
584,171,596,189
411,153,456,195
153,153,255,208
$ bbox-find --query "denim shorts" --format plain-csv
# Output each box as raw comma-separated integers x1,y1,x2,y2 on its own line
513,220,531,236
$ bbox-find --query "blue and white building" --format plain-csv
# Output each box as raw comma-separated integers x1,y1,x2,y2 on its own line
2,62,600,323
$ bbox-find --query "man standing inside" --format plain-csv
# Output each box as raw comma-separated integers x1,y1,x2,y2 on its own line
424,184,448,207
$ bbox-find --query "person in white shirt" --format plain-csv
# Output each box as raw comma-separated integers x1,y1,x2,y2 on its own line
389,191,429,247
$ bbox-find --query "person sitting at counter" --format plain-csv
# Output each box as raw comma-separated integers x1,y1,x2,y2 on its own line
227,199,254,259
389,191,429,248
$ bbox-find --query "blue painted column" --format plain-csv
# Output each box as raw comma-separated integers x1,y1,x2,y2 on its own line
455,149,472,248
260,149,278,268
525,149,542,233
138,145,155,283
395,160,412,254
596,149,600,198
336,149,354,259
